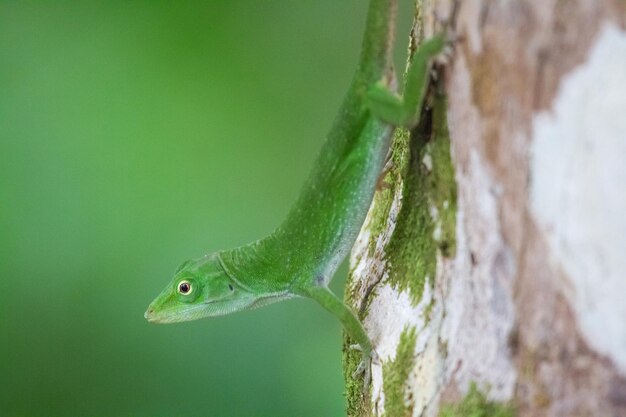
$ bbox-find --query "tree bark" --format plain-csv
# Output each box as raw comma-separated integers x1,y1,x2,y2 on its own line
343,1,626,416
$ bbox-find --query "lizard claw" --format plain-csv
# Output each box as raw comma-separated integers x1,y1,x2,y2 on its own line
352,357,371,390
371,349,380,365
350,347,380,393
352,358,367,378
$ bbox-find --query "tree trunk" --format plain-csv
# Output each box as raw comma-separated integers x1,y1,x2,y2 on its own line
343,1,626,416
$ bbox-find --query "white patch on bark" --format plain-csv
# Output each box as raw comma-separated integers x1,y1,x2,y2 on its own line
349,178,404,304
530,24,626,373
348,176,406,415
422,153,433,171
440,150,517,401
366,283,435,413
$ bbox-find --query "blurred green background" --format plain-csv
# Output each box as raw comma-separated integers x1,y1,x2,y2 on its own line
0,1,411,416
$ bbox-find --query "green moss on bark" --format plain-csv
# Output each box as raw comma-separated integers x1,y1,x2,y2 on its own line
344,92,457,415
427,96,457,256
382,326,418,417
343,334,371,417
439,383,515,417
368,128,411,255
365,91,457,306
384,92,457,304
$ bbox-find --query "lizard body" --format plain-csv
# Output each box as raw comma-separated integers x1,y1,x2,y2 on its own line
146,0,444,373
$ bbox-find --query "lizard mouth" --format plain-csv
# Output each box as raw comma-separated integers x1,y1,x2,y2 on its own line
144,295,257,324
144,303,208,323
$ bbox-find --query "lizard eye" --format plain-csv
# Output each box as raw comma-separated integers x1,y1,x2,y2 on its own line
177,280,192,295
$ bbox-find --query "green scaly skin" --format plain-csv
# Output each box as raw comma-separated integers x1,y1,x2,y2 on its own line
145,0,444,377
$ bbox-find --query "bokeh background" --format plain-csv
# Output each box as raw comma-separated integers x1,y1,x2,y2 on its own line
0,1,412,416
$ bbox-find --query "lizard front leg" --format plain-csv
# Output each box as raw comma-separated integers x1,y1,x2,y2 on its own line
299,284,377,387
366,35,446,128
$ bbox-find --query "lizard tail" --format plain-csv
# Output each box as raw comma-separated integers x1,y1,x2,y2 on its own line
356,0,397,84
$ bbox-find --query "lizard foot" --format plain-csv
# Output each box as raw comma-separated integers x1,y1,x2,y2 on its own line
349,345,380,393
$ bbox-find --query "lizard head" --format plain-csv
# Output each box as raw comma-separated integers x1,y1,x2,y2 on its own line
144,253,256,323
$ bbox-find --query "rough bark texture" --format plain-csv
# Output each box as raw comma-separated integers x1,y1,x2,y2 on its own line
344,1,626,416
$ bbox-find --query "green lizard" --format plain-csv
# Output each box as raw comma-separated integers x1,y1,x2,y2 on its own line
145,0,444,378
